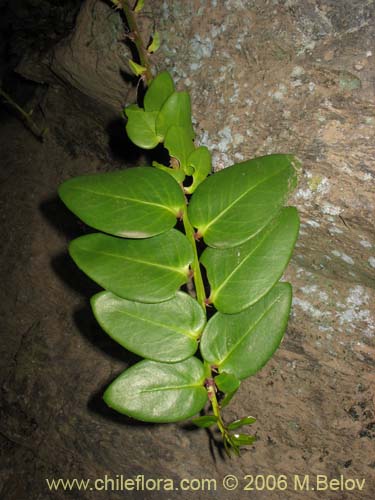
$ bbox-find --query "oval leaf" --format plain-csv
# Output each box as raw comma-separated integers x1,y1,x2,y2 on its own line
185,146,212,194
104,358,208,422
125,105,160,149
164,125,195,170
231,434,256,446
191,415,218,428
59,167,185,239
200,283,292,380
91,291,205,362
155,91,194,140
201,207,299,313
227,416,256,431
144,71,174,112
69,229,193,303
188,154,299,248
215,372,240,393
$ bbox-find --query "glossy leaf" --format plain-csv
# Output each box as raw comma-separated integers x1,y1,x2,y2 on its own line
164,125,195,170
215,372,240,393
59,167,185,238
128,60,147,77
152,161,185,183
134,0,145,12
125,104,160,149
148,31,161,53
184,146,211,194
91,291,205,363
144,71,174,112
69,229,193,303
188,154,299,248
104,358,208,422
155,91,194,140
231,434,256,446
227,416,256,430
201,207,299,313
191,415,218,428
200,283,292,379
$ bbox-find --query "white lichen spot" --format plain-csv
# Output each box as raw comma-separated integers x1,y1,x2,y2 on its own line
331,250,354,265
306,219,320,228
321,203,342,216
368,257,375,269
293,297,328,319
291,66,305,78
296,188,313,200
308,82,316,92
337,286,374,337
359,239,372,248
328,226,343,235
300,285,318,294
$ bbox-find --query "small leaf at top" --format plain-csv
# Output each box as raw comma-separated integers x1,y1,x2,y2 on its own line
156,91,195,141
148,31,161,53
152,161,185,183
227,416,256,430
128,59,147,77
144,71,174,112
215,372,240,394
184,146,212,194
69,229,193,303
191,415,218,428
125,104,160,149
59,167,185,238
188,154,299,248
104,357,208,422
200,283,292,380
91,291,205,363
164,126,195,171
201,207,300,313
134,0,145,12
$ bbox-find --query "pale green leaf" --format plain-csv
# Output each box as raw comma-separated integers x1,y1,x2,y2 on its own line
230,434,256,446
152,161,185,183
184,146,212,194
215,372,240,393
69,229,193,303
164,125,195,170
148,31,161,53
201,207,299,313
144,71,174,112
128,59,147,77
155,91,194,140
191,415,218,428
188,154,299,248
227,416,256,430
104,357,208,422
134,0,145,12
125,104,160,149
200,283,292,379
59,167,185,238
91,291,205,362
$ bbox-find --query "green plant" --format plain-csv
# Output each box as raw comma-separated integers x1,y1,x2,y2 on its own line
58,1,300,455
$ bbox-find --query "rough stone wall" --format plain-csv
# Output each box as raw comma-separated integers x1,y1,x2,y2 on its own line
3,0,374,498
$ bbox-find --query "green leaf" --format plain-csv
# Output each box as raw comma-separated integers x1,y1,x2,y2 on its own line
215,372,240,393
220,389,238,408
134,0,145,12
164,126,195,170
200,283,292,379
230,433,256,446
188,154,299,248
144,71,174,112
227,416,256,430
148,31,161,53
191,415,218,428
184,146,212,194
128,59,147,77
125,104,160,149
156,91,194,140
59,167,185,238
201,207,299,313
104,358,208,422
69,229,193,303
91,291,205,363
152,161,185,183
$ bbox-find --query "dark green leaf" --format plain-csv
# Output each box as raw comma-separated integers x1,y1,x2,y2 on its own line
103,358,208,422
59,167,185,239
185,146,212,194
220,389,238,408
69,229,193,303
164,126,195,170
144,71,174,112
125,104,160,149
155,91,194,140
200,283,292,379
230,433,256,446
191,415,218,428
227,416,256,430
215,372,240,393
201,207,299,313
91,291,205,363
188,154,299,248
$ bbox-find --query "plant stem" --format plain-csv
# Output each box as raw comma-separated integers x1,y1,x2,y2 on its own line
182,207,206,310
206,378,231,448
0,87,47,142
120,0,153,85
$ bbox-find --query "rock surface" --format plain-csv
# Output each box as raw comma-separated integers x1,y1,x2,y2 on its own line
2,0,375,499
